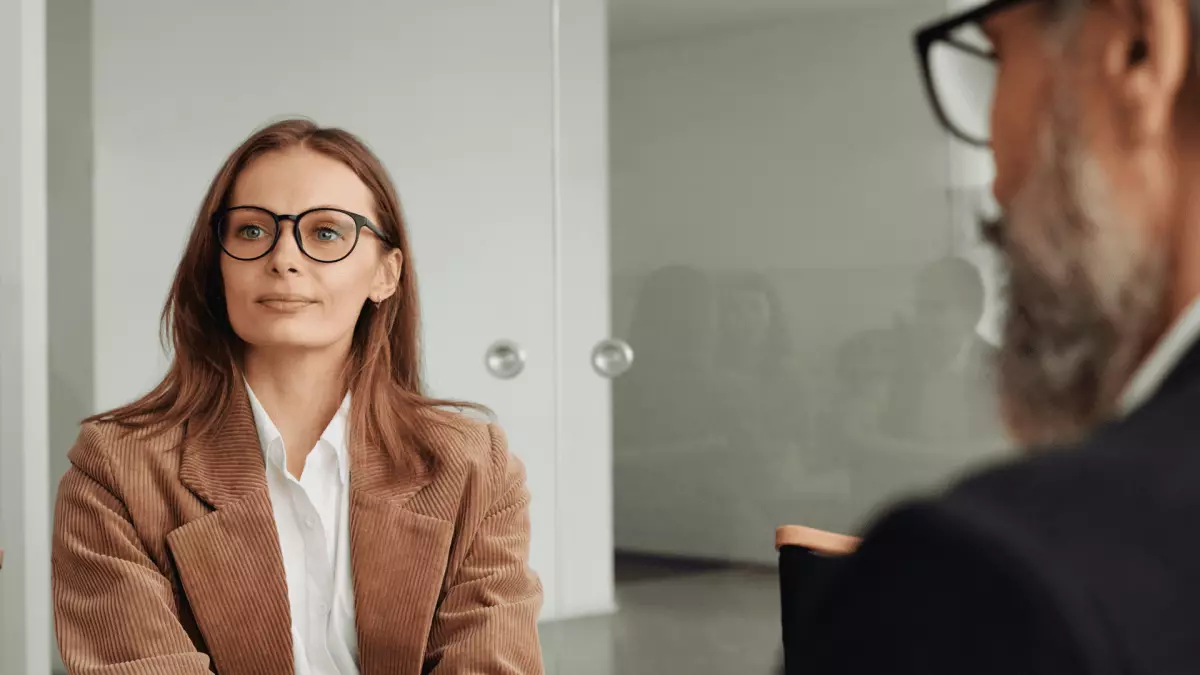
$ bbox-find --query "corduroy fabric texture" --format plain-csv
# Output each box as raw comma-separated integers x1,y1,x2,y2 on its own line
51,386,544,675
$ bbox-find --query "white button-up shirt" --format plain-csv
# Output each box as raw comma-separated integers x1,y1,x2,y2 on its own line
1121,297,1200,415
246,383,359,675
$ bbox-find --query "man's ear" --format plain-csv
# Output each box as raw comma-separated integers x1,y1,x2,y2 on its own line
1100,0,1190,141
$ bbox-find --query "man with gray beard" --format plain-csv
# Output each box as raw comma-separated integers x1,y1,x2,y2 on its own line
782,0,1200,673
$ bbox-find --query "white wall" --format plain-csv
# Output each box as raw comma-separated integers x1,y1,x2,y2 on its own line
47,0,94,516
46,2,94,669
0,0,53,672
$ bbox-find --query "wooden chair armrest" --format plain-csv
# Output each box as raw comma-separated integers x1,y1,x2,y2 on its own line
776,525,861,555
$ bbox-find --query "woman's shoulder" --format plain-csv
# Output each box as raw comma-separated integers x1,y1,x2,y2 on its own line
420,405,497,450
67,416,184,483
419,407,513,475
414,408,528,522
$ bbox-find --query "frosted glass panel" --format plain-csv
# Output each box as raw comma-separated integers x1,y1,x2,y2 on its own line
601,3,1015,672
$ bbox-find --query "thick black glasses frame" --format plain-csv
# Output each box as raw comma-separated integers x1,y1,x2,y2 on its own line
913,0,1032,146
214,206,395,264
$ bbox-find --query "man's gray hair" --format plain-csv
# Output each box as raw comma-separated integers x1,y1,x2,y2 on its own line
1047,0,1200,14
1045,0,1200,68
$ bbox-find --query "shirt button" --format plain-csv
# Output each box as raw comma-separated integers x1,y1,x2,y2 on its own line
304,516,316,528
317,602,329,614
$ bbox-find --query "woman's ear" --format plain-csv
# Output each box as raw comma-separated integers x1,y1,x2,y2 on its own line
371,248,404,303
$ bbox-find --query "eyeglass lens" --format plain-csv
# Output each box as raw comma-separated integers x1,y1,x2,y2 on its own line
218,208,361,262
927,22,997,145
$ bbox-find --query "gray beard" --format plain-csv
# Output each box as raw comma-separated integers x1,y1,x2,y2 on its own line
994,106,1167,448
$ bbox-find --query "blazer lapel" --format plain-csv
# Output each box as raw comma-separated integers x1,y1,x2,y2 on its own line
350,432,455,675
167,387,294,675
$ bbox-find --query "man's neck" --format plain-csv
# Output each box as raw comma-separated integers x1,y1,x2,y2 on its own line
1167,153,1200,324
1118,188,1200,414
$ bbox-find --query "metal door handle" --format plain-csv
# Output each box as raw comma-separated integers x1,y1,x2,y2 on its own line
485,340,526,379
591,338,634,378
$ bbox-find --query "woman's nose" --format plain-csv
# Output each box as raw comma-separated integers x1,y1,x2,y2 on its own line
267,220,303,273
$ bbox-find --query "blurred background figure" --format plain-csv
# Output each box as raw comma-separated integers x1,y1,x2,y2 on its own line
616,265,725,447
880,256,1002,445
713,274,808,446
831,327,899,438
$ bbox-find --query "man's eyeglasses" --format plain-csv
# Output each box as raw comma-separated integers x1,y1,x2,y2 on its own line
214,206,395,264
914,0,1031,146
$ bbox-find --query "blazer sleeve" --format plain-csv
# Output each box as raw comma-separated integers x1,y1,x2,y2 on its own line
52,425,212,675
789,501,1095,675
423,424,545,674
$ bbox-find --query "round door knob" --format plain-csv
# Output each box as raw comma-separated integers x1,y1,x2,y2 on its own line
591,338,634,379
485,340,526,379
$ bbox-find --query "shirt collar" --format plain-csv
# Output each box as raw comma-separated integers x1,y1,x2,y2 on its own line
244,379,351,484
321,396,352,484
1120,297,1200,415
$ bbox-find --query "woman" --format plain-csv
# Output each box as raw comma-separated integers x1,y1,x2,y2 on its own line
51,120,543,675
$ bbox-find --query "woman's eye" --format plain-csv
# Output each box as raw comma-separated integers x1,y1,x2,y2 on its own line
238,225,266,239
315,227,341,241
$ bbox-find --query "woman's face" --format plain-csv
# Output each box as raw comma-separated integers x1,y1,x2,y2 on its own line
220,147,402,355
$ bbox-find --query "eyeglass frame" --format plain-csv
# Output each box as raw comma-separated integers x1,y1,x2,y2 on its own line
213,205,397,264
913,0,1033,147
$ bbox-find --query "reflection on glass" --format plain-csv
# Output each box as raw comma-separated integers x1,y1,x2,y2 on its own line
714,273,808,445
543,2,1019,674
617,265,723,447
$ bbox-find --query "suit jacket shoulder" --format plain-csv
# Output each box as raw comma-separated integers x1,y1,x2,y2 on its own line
419,407,506,475
65,418,192,523
794,491,1105,675
932,382,1200,674
406,408,528,535
793,377,1200,675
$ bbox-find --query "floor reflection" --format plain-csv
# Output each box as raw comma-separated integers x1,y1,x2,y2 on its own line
542,555,781,675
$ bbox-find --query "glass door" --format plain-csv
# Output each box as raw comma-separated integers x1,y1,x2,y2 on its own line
601,1,1010,673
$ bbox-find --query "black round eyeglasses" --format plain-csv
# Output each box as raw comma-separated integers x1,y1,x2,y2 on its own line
214,206,395,264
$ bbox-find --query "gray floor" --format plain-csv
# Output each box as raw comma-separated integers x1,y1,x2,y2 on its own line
542,555,783,675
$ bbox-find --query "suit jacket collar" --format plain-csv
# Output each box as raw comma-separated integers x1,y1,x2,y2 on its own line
171,383,450,675
177,384,437,511
170,389,293,673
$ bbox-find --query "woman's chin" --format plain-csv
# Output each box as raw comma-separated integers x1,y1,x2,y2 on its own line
240,329,334,353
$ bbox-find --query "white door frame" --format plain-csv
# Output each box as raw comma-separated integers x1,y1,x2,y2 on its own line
0,0,52,672
551,0,616,619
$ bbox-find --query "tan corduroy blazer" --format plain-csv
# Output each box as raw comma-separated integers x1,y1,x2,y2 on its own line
51,388,544,675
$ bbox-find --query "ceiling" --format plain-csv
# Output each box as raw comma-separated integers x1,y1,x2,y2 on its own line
608,0,905,47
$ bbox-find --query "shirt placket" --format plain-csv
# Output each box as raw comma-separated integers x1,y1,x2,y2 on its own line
293,445,341,673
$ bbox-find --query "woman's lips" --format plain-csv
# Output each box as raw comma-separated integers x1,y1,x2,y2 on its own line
257,298,316,311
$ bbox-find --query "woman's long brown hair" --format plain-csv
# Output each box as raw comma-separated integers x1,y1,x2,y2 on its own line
87,119,476,467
